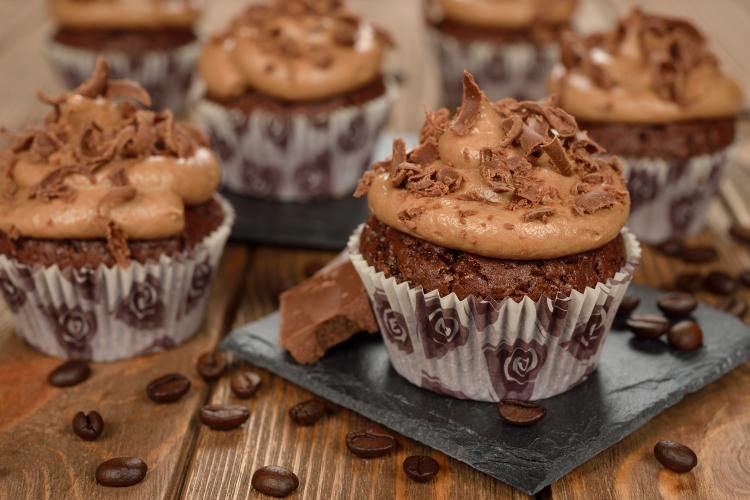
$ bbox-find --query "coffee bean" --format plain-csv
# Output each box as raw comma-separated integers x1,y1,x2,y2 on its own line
667,321,703,351
729,223,750,244
196,351,227,381
48,360,90,387
72,411,104,441
674,272,704,293
403,455,439,482
654,440,697,473
679,245,718,263
657,239,683,256
251,465,299,498
720,296,748,318
626,314,670,339
230,371,261,399
289,399,327,426
96,457,148,487
739,270,750,288
616,295,640,317
198,404,249,430
346,430,397,458
146,373,191,404
704,271,738,295
498,399,546,426
656,292,697,317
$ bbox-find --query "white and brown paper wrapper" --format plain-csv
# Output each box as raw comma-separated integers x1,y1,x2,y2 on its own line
193,84,396,202
431,30,557,109
624,148,731,244
0,196,234,362
348,226,641,402
45,38,200,113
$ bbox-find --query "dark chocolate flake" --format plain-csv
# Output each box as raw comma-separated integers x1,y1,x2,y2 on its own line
451,71,483,136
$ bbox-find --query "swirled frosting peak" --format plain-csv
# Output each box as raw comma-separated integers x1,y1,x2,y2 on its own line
51,0,202,29
0,58,221,266
198,0,393,101
356,71,629,260
549,8,743,123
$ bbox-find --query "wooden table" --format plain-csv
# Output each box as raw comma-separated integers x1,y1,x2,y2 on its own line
1,1,749,499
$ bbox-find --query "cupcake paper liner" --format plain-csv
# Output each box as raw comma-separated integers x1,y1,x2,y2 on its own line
624,147,732,244
431,29,557,108
193,83,396,202
0,195,234,362
348,225,641,402
45,38,200,113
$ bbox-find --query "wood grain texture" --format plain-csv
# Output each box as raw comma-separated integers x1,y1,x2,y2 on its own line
0,246,248,500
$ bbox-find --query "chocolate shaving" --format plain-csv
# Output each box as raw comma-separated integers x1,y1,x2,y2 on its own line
542,106,577,137
522,207,555,223
540,137,572,176
480,164,513,193
397,207,424,231
390,138,406,172
353,170,374,198
420,108,450,143
582,173,603,184
574,191,616,214
436,166,463,192
106,79,152,107
500,115,523,147
104,220,131,267
408,139,439,165
451,71,483,136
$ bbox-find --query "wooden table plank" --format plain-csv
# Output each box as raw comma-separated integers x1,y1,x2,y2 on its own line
0,246,248,500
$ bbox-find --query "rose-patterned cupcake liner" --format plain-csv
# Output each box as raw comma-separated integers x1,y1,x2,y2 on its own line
193,83,397,202
624,147,732,244
348,225,641,402
0,195,234,362
431,29,557,109
45,38,200,113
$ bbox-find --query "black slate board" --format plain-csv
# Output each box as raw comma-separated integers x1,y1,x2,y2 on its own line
224,133,417,250
222,284,750,495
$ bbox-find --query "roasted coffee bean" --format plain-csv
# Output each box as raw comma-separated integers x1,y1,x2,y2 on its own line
498,399,546,426
729,223,750,244
146,373,191,403
668,321,703,351
403,455,440,483
196,351,227,381
739,270,750,288
72,411,104,441
96,457,148,487
657,239,683,256
654,440,697,473
720,296,748,318
626,314,670,339
674,272,704,293
230,371,262,399
704,271,738,295
198,404,249,430
251,465,299,498
48,360,90,387
289,399,327,426
616,295,640,317
656,292,697,317
346,430,397,458
679,245,718,263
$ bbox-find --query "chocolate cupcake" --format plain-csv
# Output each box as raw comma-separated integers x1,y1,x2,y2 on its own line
348,72,640,402
425,0,579,108
0,59,234,361
194,0,395,202
549,9,744,244
46,0,202,112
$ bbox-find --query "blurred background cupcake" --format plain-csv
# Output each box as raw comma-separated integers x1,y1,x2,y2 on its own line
549,8,744,244
194,0,396,202
46,0,203,112
425,0,579,108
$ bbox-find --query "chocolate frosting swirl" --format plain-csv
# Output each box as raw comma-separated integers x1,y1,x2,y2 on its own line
0,59,220,266
51,0,202,29
198,0,392,101
549,8,743,123
356,71,629,260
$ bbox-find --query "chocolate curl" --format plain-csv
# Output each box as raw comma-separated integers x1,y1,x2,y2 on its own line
390,138,407,172
408,139,439,165
104,220,131,267
542,106,577,137
451,71,483,136
574,191,615,214
73,57,110,98
106,79,152,107
499,115,523,147
540,137,573,176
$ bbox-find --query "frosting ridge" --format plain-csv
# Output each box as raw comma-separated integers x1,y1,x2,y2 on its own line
51,0,202,30
434,0,578,30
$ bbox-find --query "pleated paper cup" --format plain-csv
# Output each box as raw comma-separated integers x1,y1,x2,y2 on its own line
193,83,397,202
624,147,732,244
45,38,200,113
348,225,641,402
0,195,234,362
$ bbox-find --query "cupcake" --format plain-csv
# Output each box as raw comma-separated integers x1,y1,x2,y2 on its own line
425,0,579,108
195,0,395,202
348,71,640,402
0,59,234,361
46,0,202,112
549,9,744,244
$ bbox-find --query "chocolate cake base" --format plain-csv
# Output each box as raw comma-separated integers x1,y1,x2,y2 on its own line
0,199,224,269
579,118,736,161
359,217,625,302
53,28,197,53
